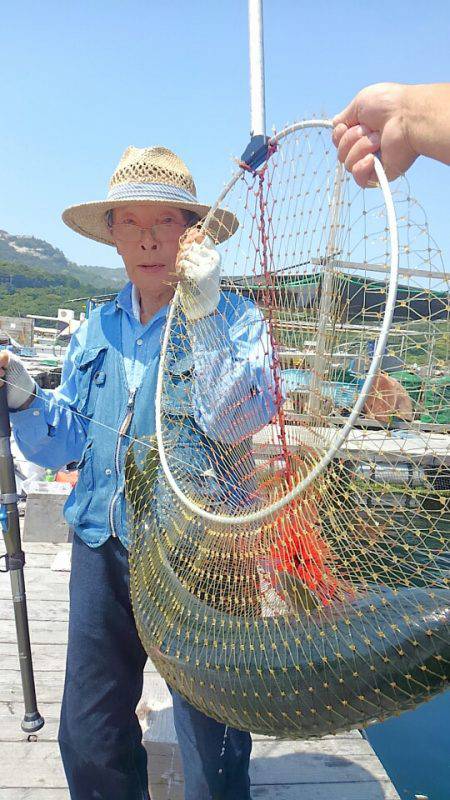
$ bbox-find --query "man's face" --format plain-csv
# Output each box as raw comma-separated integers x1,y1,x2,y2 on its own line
110,204,187,295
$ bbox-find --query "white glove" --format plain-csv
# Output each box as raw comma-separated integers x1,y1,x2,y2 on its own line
0,350,36,410
177,235,221,322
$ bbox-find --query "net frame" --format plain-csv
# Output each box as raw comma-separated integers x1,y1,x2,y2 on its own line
155,119,399,526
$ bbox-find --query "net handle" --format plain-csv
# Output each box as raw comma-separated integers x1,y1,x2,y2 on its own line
248,0,266,137
155,120,399,526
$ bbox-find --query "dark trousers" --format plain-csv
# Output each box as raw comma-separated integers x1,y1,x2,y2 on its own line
58,534,252,800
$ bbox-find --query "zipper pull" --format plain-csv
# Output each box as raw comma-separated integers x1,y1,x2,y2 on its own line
119,389,137,436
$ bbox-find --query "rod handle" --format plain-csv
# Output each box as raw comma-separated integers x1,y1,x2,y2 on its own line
0,385,11,438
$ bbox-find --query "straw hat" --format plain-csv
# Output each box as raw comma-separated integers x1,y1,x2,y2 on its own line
62,145,238,245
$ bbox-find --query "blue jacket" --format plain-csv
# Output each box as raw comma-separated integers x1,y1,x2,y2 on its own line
11,284,279,548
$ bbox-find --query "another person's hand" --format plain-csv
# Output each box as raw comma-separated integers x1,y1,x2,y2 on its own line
0,350,36,410
332,83,417,188
176,229,221,321
333,82,450,187
363,371,413,422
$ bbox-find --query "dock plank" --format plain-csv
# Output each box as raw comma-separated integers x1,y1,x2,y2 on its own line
0,702,62,720
250,743,396,783
0,742,66,789
0,643,69,672
0,568,69,602
0,717,59,742
20,553,66,569
0,667,159,715
1,618,69,645
0,643,156,673
0,715,364,746
0,618,68,646
251,786,400,799
22,541,69,555
0,790,400,800
0,742,398,792
0,791,70,800
0,598,69,622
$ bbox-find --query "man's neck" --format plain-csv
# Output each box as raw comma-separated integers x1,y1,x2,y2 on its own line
138,286,174,325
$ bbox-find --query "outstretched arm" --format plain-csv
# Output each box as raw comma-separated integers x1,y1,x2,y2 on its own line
6,326,90,469
332,82,450,187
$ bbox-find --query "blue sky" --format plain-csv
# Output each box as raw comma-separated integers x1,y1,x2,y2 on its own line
0,0,449,270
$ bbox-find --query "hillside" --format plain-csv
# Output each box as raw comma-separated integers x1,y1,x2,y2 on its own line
0,229,126,290
0,259,120,318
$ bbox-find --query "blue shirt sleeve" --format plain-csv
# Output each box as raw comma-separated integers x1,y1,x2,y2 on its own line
10,323,90,469
189,294,281,443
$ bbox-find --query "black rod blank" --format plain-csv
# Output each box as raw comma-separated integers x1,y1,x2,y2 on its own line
0,386,44,733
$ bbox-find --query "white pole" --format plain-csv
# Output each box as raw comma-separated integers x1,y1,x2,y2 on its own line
248,0,266,136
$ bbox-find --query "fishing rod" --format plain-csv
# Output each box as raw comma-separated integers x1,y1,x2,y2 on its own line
0,385,44,734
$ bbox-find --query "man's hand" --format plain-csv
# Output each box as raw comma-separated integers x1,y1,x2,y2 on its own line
332,83,417,188
0,350,36,410
363,371,413,422
176,229,221,322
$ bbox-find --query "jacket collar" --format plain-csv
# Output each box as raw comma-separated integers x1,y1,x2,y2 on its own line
114,281,170,326
115,282,134,317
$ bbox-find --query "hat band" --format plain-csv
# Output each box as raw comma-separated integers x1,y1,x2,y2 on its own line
107,181,198,204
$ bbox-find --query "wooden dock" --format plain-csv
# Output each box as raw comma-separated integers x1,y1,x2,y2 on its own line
0,540,401,800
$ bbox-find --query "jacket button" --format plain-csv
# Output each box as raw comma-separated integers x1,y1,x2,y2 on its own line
136,338,143,346
105,468,112,476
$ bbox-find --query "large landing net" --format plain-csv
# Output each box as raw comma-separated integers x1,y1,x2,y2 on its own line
127,122,449,738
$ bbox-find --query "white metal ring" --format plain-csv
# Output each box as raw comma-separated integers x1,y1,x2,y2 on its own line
155,120,399,526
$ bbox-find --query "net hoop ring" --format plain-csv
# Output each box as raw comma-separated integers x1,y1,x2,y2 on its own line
155,119,399,526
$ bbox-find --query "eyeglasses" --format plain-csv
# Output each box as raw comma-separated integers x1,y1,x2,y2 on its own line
110,220,188,244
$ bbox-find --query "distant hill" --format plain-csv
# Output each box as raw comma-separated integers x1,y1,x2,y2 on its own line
0,254,121,319
0,229,126,290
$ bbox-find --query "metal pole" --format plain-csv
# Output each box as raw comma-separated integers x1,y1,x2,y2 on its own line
0,386,44,733
241,0,269,169
248,0,266,137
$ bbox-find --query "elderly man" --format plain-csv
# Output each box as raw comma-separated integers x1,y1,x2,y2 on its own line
0,145,282,800
0,144,407,800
